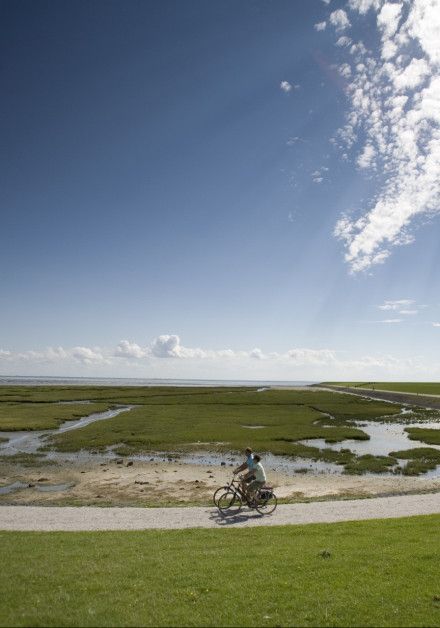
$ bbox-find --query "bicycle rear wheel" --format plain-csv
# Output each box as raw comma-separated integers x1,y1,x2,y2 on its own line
255,492,277,515
217,490,242,514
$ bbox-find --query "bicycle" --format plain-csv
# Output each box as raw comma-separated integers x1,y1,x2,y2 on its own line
215,475,277,515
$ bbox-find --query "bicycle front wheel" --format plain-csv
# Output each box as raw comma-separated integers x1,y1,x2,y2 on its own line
213,486,229,507
217,490,242,514
255,492,277,515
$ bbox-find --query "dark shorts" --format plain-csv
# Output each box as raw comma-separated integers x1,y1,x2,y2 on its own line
247,480,265,494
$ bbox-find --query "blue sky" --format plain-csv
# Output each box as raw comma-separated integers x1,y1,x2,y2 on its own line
1,0,439,380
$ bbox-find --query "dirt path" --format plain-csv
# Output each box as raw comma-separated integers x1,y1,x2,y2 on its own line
1,492,439,531
315,385,440,410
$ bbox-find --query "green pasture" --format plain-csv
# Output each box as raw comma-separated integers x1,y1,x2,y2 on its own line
322,382,440,396
1,515,439,627
0,402,114,431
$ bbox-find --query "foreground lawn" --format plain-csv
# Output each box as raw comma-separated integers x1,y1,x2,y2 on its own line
1,515,439,627
323,382,440,396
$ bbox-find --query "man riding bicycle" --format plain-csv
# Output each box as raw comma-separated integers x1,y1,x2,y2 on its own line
246,454,266,501
233,447,255,495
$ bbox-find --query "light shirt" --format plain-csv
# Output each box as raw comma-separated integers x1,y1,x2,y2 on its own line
253,461,266,483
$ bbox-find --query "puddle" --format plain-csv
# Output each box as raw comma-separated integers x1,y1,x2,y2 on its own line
122,450,342,476
300,420,440,457
0,481,30,495
0,480,74,495
35,482,74,493
241,425,266,429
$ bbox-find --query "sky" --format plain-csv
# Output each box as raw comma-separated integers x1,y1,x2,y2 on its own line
1,0,440,381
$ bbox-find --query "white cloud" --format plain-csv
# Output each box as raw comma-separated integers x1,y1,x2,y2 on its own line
315,21,327,31
286,136,306,145
377,2,403,39
70,346,106,364
151,334,182,358
398,309,418,315
348,0,382,14
1,337,439,379
280,80,293,93
433,322,440,327
336,36,353,47
393,58,430,91
114,340,147,359
328,0,440,272
286,348,337,365
378,319,402,323
322,0,331,4
250,348,264,360
357,143,376,169
329,9,351,31
378,299,415,310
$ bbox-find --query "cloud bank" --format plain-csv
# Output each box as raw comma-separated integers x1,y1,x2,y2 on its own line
1,334,437,379
325,0,440,272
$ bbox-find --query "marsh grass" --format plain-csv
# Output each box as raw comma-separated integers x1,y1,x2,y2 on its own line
44,389,399,458
3,386,431,475
406,427,440,446
0,402,115,431
390,447,440,475
1,515,440,627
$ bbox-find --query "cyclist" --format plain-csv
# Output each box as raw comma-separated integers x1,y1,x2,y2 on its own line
233,447,255,494
246,454,266,502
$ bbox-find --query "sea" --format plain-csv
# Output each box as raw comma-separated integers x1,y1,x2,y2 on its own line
0,376,316,387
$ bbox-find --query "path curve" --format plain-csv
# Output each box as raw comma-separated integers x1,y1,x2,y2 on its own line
315,385,440,410
1,492,440,531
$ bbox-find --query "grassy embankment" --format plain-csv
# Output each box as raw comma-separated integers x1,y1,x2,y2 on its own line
1,515,440,627
322,382,440,396
2,386,439,474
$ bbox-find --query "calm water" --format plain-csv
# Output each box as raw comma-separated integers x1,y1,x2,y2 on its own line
0,376,316,387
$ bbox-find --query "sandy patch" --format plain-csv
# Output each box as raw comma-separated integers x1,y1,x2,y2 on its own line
1,457,439,506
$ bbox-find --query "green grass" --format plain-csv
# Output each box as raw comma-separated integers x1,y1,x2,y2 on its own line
322,382,440,396
1,516,440,627
44,389,400,463
0,386,414,474
4,386,438,475
406,427,440,446
390,447,440,475
0,402,115,431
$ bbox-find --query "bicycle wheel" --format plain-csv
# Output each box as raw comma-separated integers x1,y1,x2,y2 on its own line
217,490,242,514
255,492,277,515
213,486,229,507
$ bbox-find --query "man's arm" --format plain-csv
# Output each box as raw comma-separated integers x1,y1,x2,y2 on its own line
233,461,247,474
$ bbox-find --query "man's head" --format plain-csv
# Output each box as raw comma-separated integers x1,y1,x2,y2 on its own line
245,447,252,455
253,454,261,463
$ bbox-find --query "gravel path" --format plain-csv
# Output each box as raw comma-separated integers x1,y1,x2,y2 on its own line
1,492,440,531
316,385,440,410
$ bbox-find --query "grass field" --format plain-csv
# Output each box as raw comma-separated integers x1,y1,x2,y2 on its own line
322,382,440,396
1,515,439,627
0,402,115,431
